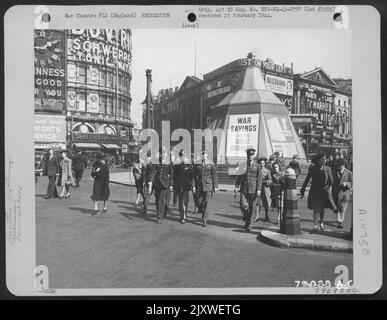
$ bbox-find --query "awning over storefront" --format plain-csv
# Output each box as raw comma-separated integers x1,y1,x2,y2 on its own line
74,143,102,149
101,144,121,150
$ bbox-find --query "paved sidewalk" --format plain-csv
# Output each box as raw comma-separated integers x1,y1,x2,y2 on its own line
110,171,353,253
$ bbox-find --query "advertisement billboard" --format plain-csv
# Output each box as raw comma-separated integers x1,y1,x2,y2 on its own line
226,114,259,157
67,29,132,73
34,30,66,112
34,114,66,143
265,74,293,96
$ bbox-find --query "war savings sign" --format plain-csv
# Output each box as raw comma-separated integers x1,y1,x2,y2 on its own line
68,29,131,73
226,114,259,157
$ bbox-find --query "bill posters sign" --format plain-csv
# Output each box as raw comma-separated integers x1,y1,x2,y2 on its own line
226,114,259,157
34,114,66,143
34,30,66,112
265,74,293,96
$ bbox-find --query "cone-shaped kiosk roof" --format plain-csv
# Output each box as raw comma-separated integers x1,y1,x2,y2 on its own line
215,65,288,115
209,65,305,166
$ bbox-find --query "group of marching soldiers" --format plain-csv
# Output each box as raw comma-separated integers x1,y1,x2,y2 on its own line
132,147,218,227
132,147,294,231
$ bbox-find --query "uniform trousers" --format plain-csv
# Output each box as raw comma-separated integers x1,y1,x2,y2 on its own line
196,191,212,222
240,193,257,227
154,188,171,220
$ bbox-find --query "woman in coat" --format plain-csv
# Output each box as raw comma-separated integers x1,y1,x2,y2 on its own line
57,151,73,199
258,157,272,222
91,152,110,215
270,162,285,225
132,160,143,207
300,152,337,232
332,158,353,228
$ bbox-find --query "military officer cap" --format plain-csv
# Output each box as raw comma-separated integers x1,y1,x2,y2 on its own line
146,151,152,157
246,148,256,156
179,149,184,157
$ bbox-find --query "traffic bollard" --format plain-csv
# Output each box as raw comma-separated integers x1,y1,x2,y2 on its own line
280,169,301,235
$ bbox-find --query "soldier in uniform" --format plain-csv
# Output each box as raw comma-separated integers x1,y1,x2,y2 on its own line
174,150,195,224
154,147,174,224
141,151,155,214
194,150,218,227
234,149,263,232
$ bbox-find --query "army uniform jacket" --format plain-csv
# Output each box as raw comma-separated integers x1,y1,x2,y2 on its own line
154,162,174,190
235,160,263,195
194,161,218,192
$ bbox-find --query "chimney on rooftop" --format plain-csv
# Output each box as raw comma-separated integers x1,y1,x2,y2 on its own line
247,52,255,59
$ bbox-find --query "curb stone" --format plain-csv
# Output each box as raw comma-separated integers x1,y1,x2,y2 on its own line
258,230,353,253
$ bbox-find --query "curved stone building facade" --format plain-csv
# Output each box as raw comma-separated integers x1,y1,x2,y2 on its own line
66,29,133,155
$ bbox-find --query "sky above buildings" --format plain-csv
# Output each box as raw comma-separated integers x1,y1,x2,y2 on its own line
131,29,351,128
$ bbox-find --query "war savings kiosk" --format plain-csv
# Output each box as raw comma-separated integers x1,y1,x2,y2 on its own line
206,64,305,176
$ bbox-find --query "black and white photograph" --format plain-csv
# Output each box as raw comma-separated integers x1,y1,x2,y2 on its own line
3,4,382,297
33,28,354,289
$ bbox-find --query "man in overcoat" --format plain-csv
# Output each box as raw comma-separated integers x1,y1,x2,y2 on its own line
174,150,195,224
154,147,174,223
72,150,88,187
142,151,155,214
44,148,59,199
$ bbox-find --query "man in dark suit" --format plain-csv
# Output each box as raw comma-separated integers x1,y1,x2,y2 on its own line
287,154,301,177
194,150,218,227
154,147,174,223
72,151,87,187
141,151,155,214
44,148,59,199
234,148,263,232
332,158,353,228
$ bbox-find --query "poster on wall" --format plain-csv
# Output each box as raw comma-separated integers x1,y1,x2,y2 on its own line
264,113,298,158
265,74,293,96
34,29,66,112
34,114,66,143
67,91,76,110
87,93,99,113
226,114,259,157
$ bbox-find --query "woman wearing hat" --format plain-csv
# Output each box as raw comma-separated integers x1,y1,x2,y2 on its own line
90,152,110,215
300,152,337,232
332,158,353,228
57,151,73,199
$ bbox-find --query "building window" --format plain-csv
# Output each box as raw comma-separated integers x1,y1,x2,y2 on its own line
100,70,106,87
76,92,86,112
77,66,86,84
107,72,113,88
107,96,113,114
100,95,107,114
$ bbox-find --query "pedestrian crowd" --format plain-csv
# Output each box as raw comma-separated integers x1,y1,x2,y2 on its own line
41,146,352,233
